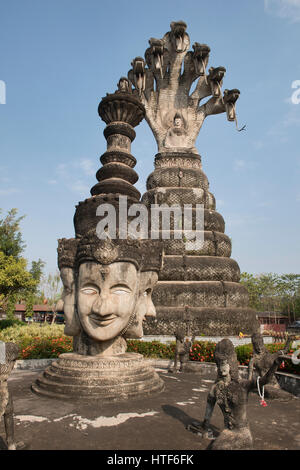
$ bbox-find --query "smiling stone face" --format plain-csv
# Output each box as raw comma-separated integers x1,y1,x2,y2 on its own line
77,261,139,342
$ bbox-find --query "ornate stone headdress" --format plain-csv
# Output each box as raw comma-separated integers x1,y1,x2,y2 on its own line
57,238,79,269
57,233,162,273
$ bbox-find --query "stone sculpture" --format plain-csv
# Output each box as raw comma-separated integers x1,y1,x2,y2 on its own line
0,342,20,450
169,328,195,373
197,339,285,450
125,21,258,336
247,332,295,400
32,82,164,401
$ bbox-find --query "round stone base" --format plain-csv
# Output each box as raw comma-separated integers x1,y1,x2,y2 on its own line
32,352,164,402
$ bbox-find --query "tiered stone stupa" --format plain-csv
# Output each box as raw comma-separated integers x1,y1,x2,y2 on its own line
32,79,164,401
126,21,259,335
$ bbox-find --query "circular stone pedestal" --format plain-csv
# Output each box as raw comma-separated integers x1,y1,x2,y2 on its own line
32,352,164,402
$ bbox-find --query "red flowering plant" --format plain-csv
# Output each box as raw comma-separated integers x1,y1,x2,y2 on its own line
189,341,216,362
20,336,73,359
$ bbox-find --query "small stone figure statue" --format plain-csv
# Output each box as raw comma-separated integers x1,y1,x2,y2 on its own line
170,328,194,373
247,332,295,400
164,112,189,150
198,338,285,450
0,342,20,450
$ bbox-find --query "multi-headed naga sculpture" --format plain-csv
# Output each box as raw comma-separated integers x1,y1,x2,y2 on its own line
123,21,258,336
128,21,241,154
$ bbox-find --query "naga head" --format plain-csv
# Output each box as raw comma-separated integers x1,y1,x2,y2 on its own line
208,66,226,98
192,43,210,76
130,56,146,96
170,20,188,53
223,88,240,121
145,38,164,78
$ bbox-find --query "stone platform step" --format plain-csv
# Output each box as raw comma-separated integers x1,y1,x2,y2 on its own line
32,352,164,402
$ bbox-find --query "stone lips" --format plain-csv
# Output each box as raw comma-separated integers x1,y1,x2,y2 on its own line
32,352,164,401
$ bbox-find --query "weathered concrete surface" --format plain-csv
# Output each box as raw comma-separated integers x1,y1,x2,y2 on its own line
1,367,299,451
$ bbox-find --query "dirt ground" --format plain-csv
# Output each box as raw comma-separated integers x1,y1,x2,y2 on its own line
0,364,299,457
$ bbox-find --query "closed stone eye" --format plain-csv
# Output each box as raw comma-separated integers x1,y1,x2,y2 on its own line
81,288,98,295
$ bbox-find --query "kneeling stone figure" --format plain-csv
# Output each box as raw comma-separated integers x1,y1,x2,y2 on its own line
200,339,285,450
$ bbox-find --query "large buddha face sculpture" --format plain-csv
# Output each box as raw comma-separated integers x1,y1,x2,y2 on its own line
77,261,140,342
58,237,162,354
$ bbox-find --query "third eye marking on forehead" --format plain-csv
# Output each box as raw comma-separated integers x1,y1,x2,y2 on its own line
99,266,110,282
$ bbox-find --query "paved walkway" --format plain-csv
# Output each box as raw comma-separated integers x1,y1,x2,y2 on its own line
1,364,300,452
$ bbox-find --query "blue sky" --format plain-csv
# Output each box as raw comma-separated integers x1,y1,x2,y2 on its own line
0,0,300,277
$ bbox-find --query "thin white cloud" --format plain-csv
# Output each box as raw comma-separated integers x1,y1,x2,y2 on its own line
282,108,300,127
0,187,19,196
52,159,97,196
264,0,300,22
68,180,90,194
233,159,257,172
76,159,97,177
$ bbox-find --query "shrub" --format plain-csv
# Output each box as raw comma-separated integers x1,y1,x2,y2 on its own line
189,341,216,362
20,336,73,359
0,323,71,359
235,344,253,366
127,340,175,359
0,325,299,376
0,318,26,330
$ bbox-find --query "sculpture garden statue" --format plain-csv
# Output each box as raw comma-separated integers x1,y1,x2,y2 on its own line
169,328,195,373
126,21,259,337
0,342,23,450
190,339,285,450
247,332,295,400
32,79,164,401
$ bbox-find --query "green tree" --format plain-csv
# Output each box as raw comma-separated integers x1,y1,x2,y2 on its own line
240,272,281,312
0,209,45,319
0,208,25,258
0,252,37,318
277,274,300,322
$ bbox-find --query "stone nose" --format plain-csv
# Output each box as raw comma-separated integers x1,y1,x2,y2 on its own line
145,298,156,318
91,294,110,316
